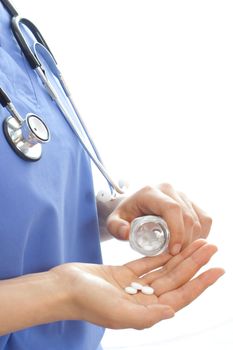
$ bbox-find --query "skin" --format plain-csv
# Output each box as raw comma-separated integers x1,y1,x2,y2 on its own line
0,185,222,336
51,240,224,330
0,240,224,335
106,183,212,255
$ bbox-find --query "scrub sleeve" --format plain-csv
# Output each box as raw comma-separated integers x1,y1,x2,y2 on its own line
0,3,104,349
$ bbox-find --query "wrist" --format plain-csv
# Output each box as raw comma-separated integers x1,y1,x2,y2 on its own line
0,269,73,335
49,264,84,321
43,269,73,322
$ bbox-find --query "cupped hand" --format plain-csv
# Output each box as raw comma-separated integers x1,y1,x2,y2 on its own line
107,183,212,255
51,240,224,330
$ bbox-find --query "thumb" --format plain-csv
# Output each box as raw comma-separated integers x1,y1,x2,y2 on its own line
107,212,130,240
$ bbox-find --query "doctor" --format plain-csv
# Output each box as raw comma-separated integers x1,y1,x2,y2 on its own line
0,1,224,350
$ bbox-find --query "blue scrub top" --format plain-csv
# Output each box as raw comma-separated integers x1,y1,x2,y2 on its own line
0,3,104,349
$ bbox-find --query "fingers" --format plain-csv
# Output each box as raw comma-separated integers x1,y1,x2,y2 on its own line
157,184,204,254
124,253,171,277
159,185,199,250
150,243,218,295
138,186,186,255
106,183,212,253
178,192,202,242
107,212,130,240
179,193,212,240
141,239,207,285
111,301,174,330
159,268,225,311
161,239,207,275
146,183,212,254
191,202,212,238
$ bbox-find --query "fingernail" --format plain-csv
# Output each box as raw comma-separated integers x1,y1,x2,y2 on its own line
163,308,175,319
171,244,181,255
118,225,128,239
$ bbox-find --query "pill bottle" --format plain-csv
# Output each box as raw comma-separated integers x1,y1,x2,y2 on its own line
129,215,170,256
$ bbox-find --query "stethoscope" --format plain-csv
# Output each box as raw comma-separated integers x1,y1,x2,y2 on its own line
0,0,127,201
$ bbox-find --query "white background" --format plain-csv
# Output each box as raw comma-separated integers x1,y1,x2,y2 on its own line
15,0,233,349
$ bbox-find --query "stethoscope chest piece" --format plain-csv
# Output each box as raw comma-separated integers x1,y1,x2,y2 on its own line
3,113,50,161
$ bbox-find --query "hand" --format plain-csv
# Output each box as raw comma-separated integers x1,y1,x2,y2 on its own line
107,183,212,255
51,240,224,330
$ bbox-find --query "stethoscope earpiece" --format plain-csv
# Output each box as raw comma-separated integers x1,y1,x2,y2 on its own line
96,179,129,203
118,179,129,192
96,189,113,203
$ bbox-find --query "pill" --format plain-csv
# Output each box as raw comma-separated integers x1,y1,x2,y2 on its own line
124,286,138,295
143,244,154,251
141,286,154,295
130,282,143,290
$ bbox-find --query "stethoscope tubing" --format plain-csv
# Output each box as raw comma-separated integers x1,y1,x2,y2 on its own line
2,10,124,195
1,0,18,17
11,16,103,164
35,67,124,194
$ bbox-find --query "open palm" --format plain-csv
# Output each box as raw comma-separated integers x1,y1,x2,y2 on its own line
53,239,224,329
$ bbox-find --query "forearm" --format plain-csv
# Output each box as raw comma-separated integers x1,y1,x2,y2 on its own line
0,271,69,335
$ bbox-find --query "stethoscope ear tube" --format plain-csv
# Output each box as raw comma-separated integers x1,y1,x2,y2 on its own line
11,16,56,69
1,5,127,196
1,0,18,17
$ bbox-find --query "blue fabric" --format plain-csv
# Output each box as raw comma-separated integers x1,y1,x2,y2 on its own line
0,2,104,349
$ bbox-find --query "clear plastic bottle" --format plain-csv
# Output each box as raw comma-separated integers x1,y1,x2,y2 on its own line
129,215,170,256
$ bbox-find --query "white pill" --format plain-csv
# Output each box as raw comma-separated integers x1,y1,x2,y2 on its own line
130,282,143,290
143,244,154,251
124,286,138,295
141,286,154,295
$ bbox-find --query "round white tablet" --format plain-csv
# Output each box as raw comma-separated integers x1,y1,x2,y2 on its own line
141,286,154,295
124,286,138,295
130,282,143,290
